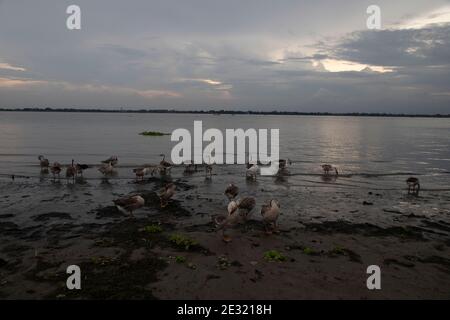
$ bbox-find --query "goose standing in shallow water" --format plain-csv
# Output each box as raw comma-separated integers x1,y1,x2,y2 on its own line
321,164,338,176
183,161,197,174
279,159,292,170
406,177,420,195
38,155,49,168
246,164,259,181
99,162,114,176
261,199,281,234
159,183,176,207
76,163,89,176
277,159,292,176
66,160,76,182
224,183,239,200
133,167,149,181
159,154,172,174
205,163,213,179
113,195,145,217
102,156,118,166
50,162,62,179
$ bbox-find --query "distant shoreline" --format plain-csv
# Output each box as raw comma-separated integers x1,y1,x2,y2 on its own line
0,108,449,118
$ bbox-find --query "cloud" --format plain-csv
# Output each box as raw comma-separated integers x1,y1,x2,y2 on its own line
392,5,450,29
0,0,449,113
0,62,26,72
322,24,450,68
0,77,44,88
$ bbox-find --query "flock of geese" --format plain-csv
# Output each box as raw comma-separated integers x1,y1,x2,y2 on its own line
36,154,421,242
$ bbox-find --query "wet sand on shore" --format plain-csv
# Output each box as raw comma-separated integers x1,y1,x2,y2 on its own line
1,173,449,299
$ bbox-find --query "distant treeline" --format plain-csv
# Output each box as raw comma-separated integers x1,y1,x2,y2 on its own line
0,107,449,118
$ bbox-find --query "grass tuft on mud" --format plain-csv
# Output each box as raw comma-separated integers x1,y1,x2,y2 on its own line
143,225,163,234
264,250,286,262
169,234,198,251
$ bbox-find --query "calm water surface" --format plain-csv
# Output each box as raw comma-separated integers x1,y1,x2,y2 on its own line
0,112,449,185
0,112,449,229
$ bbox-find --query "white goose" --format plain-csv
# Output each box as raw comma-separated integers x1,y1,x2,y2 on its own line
246,164,259,181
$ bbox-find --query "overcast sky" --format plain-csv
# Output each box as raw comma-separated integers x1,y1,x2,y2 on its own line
0,0,449,113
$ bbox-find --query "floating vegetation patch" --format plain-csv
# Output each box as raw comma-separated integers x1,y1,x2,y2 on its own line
139,131,170,137
263,250,286,262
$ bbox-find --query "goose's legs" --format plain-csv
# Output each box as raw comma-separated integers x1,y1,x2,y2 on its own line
222,228,232,243
264,223,272,235
273,221,280,234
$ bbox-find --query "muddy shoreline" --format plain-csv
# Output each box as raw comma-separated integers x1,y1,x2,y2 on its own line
0,176,450,299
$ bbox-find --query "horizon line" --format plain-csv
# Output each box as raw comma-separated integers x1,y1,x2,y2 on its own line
0,107,449,118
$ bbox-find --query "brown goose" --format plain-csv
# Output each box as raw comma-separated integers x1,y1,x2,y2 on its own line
279,159,292,169
50,162,62,179
113,195,145,217
205,163,213,179
76,163,89,176
215,200,241,242
406,177,420,195
133,167,149,180
321,164,338,175
159,154,172,174
224,183,239,200
66,159,76,181
236,196,256,220
261,199,281,234
38,155,49,168
183,161,197,173
159,183,176,208
99,162,114,176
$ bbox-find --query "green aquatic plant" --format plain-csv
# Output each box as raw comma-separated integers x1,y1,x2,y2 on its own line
263,250,286,262
169,234,198,250
139,131,170,136
143,224,163,234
